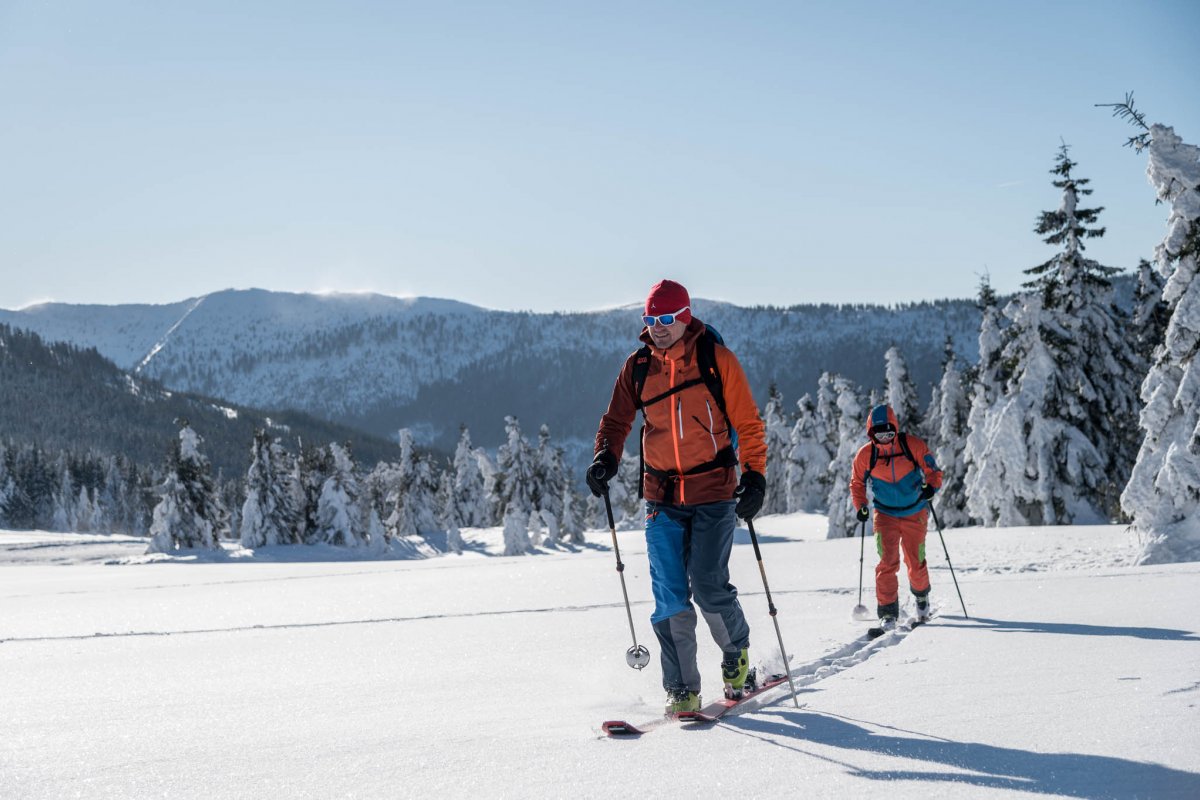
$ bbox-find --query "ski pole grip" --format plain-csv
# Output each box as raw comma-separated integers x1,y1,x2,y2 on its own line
589,464,606,480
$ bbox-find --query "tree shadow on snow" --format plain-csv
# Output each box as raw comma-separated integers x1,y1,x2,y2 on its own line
734,709,1200,799
943,617,1200,643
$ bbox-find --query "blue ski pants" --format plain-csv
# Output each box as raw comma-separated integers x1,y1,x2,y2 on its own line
645,500,750,694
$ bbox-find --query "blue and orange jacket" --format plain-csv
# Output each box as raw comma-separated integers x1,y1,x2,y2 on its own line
594,317,767,506
850,405,943,518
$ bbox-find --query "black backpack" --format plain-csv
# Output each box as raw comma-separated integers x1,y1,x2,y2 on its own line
628,325,737,500
631,324,729,425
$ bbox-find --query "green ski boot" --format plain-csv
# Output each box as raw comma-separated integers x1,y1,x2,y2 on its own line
721,648,752,699
665,688,700,715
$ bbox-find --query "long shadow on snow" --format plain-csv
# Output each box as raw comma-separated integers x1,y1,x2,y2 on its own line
135,537,613,564
733,527,790,546
940,616,1199,643
736,709,1200,799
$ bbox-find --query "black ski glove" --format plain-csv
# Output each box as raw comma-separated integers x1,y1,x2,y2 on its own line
919,483,936,501
856,506,871,523
586,451,619,497
734,470,766,520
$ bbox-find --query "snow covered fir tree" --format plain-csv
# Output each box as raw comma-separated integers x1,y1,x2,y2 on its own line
928,339,973,528
240,430,298,548
1111,115,1200,562
824,376,866,539
884,346,922,433
314,443,365,547
761,385,792,515
963,146,1139,526
451,426,489,529
148,421,229,553
0,442,154,536
784,389,835,513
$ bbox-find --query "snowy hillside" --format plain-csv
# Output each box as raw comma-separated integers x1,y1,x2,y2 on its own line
0,289,987,451
0,324,401,476
1,515,1197,799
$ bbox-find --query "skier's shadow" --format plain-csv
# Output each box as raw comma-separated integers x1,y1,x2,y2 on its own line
941,616,1199,642
737,709,1200,798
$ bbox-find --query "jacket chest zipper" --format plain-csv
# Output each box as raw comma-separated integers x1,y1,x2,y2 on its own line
705,399,718,455
666,354,686,504
874,448,903,484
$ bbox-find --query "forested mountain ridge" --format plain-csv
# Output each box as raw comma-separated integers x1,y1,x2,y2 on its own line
1,283,1133,453
0,324,400,476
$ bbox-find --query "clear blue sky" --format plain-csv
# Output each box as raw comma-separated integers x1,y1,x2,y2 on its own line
1,1,1197,312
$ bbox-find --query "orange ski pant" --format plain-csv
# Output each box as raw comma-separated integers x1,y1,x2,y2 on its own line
874,510,930,605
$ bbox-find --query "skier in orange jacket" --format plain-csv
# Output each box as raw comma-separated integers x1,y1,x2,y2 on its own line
850,404,943,628
587,279,767,713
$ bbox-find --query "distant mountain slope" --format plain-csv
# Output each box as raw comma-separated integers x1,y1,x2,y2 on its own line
0,324,399,476
0,289,984,452
5,283,1129,453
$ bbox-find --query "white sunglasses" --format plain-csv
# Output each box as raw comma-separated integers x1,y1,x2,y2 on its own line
642,306,689,327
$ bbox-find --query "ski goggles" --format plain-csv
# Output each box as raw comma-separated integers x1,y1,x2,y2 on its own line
642,306,689,327
872,429,897,443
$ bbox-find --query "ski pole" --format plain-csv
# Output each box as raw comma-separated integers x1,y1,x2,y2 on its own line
857,518,866,606
744,518,800,708
851,518,872,621
595,476,650,670
927,501,968,619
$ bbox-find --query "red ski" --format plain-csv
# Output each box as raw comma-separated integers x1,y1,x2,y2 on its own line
602,673,790,737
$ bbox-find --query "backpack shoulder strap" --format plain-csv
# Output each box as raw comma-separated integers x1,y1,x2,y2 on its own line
631,328,732,430
631,345,652,411
867,436,918,479
696,327,729,425
898,432,920,472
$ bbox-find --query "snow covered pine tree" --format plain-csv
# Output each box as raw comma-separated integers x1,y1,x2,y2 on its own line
965,146,1138,525
1102,104,1200,561
148,422,228,553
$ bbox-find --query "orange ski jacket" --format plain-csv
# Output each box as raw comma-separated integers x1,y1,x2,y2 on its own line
594,318,766,506
850,406,943,518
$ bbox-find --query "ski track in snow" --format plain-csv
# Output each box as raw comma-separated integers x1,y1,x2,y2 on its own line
134,294,207,373
1164,680,1200,696
600,612,940,737
731,612,937,718
0,603,608,644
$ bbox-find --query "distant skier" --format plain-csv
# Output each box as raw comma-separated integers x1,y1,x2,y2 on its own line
850,404,943,630
586,279,768,714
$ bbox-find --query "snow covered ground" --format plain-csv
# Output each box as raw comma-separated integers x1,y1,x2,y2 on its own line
1,515,1197,799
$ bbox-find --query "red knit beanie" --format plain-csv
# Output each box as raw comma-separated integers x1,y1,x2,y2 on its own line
644,279,692,324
